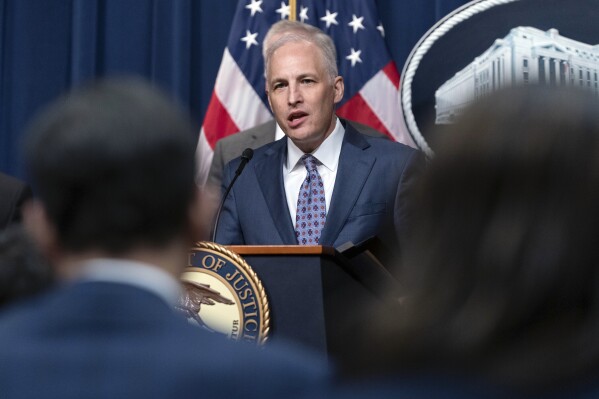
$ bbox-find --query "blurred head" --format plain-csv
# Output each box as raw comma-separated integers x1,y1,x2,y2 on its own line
353,86,599,389
24,78,199,259
264,21,343,153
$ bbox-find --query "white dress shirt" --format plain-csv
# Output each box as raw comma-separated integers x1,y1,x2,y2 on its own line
275,123,285,140
283,118,345,227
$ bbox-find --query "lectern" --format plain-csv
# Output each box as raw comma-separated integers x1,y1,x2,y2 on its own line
226,245,397,358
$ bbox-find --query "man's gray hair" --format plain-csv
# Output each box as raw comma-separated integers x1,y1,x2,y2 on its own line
263,20,338,81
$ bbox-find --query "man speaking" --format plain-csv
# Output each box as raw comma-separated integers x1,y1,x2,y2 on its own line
215,21,422,253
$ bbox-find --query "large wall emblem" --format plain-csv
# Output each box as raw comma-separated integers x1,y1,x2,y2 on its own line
400,0,599,157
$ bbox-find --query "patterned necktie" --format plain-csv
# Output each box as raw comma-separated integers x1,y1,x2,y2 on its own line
295,154,326,245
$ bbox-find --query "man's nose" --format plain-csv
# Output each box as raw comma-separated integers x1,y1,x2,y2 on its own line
287,84,302,106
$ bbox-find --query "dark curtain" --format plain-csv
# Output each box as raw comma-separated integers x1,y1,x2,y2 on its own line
0,0,469,179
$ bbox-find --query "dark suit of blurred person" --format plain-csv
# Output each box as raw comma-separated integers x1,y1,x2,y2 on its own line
0,79,328,399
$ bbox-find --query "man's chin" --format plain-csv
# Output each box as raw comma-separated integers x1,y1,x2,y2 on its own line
288,134,325,153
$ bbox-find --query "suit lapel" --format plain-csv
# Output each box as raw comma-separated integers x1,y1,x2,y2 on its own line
320,125,374,246
254,139,298,244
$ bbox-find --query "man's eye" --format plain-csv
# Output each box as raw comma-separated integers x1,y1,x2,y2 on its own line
273,83,285,90
301,79,314,84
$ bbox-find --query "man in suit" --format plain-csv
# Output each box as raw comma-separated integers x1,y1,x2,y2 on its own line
0,79,328,398
0,172,32,230
214,21,422,254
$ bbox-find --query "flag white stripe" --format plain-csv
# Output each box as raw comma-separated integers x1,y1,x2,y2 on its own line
195,128,215,187
360,71,416,147
214,49,272,131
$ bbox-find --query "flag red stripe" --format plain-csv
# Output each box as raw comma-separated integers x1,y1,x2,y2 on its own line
336,93,394,139
202,91,240,149
382,61,400,89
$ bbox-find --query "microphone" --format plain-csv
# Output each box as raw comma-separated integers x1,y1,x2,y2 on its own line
235,148,254,176
211,148,254,242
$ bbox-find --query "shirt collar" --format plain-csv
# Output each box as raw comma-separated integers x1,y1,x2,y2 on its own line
77,258,182,306
275,122,285,140
285,117,345,172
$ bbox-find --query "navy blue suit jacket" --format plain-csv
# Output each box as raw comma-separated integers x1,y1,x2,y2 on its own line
215,123,423,252
0,282,329,399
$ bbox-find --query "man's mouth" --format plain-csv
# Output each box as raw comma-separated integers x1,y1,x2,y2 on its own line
287,111,308,128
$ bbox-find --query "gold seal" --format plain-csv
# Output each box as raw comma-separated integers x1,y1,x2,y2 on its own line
179,241,270,344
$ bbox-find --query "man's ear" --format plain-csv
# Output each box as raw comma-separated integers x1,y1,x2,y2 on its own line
333,76,344,104
22,200,61,262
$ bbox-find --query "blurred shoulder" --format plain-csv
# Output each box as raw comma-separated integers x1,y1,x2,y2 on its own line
343,119,387,139
217,120,276,147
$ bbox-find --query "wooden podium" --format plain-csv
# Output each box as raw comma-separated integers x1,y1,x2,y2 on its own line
226,245,397,358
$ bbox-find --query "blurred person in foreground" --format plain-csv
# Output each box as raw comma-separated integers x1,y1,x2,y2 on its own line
335,86,599,398
0,78,328,399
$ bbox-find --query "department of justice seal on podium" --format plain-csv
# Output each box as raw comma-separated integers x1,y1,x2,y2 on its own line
179,242,270,344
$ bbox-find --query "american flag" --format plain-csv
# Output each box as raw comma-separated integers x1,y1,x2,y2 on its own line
195,0,416,186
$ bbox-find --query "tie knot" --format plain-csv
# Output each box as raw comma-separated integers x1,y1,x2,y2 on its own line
301,154,319,172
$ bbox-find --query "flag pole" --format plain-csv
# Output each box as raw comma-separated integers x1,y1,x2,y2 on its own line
289,0,296,21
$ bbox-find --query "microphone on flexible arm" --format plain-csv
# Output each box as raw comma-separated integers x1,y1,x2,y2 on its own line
211,148,254,242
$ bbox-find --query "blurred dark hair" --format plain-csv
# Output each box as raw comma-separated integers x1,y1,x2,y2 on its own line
0,226,54,308
24,78,197,254
349,86,599,391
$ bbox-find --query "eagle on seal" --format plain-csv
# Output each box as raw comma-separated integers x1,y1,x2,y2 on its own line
176,278,234,333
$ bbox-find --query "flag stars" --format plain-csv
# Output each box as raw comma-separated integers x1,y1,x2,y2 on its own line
320,10,338,28
241,30,259,49
245,0,263,17
377,22,385,37
346,48,362,67
348,14,365,34
275,1,290,20
299,6,309,22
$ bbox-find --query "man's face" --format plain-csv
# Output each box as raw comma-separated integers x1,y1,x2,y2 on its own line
266,41,344,153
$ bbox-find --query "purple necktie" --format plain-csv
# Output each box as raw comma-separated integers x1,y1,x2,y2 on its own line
295,154,326,245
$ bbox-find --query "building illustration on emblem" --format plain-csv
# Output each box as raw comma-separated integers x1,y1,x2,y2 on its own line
435,27,599,124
